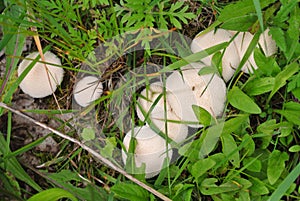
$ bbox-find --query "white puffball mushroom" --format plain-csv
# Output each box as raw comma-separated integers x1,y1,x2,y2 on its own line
166,70,199,127
166,63,227,127
136,82,188,143
232,28,277,74
191,29,240,82
18,51,64,98
122,126,173,178
73,76,103,107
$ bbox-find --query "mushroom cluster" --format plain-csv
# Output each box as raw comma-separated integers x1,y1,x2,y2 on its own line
122,28,277,178
122,62,227,177
18,51,64,98
191,28,277,81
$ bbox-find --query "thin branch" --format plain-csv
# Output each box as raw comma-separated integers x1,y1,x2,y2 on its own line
0,102,172,201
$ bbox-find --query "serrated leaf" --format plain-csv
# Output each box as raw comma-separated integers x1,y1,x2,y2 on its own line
228,86,262,114
111,183,149,201
267,150,289,185
190,158,216,179
269,27,287,52
273,0,298,23
221,133,240,167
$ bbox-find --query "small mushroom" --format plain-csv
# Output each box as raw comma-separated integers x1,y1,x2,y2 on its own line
18,51,64,98
166,63,227,127
73,76,103,107
232,28,277,74
190,29,240,82
122,126,173,178
136,82,188,143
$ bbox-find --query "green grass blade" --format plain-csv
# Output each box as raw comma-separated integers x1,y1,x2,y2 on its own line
252,0,264,31
268,162,300,201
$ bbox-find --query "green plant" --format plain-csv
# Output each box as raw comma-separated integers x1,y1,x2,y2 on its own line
0,0,300,200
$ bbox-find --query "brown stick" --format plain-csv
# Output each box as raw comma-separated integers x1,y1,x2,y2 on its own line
0,102,172,201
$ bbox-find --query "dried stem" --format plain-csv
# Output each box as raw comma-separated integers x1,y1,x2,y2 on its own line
0,102,172,201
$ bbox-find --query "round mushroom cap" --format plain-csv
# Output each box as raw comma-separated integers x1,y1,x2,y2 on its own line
73,76,103,107
136,82,188,143
166,70,199,127
259,28,277,56
166,63,227,127
191,29,240,82
232,28,277,74
122,126,172,178
18,51,64,98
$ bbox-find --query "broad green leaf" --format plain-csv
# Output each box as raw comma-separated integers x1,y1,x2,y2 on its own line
222,115,249,136
243,77,275,96
199,122,224,159
288,145,300,152
200,178,240,195
190,158,216,179
233,177,252,190
192,105,215,127
254,48,280,76
284,101,300,110
221,133,240,167
243,157,262,172
242,134,255,156
111,183,149,201
267,150,289,185
268,62,299,102
220,14,257,31
274,102,300,126
27,188,77,201
218,0,276,22
172,184,194,201
249,178,269,196
228,86,261,114
257,119,277,134
291,88,300,100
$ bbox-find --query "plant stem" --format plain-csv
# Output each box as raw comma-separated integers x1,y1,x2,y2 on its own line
0,102,172,201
